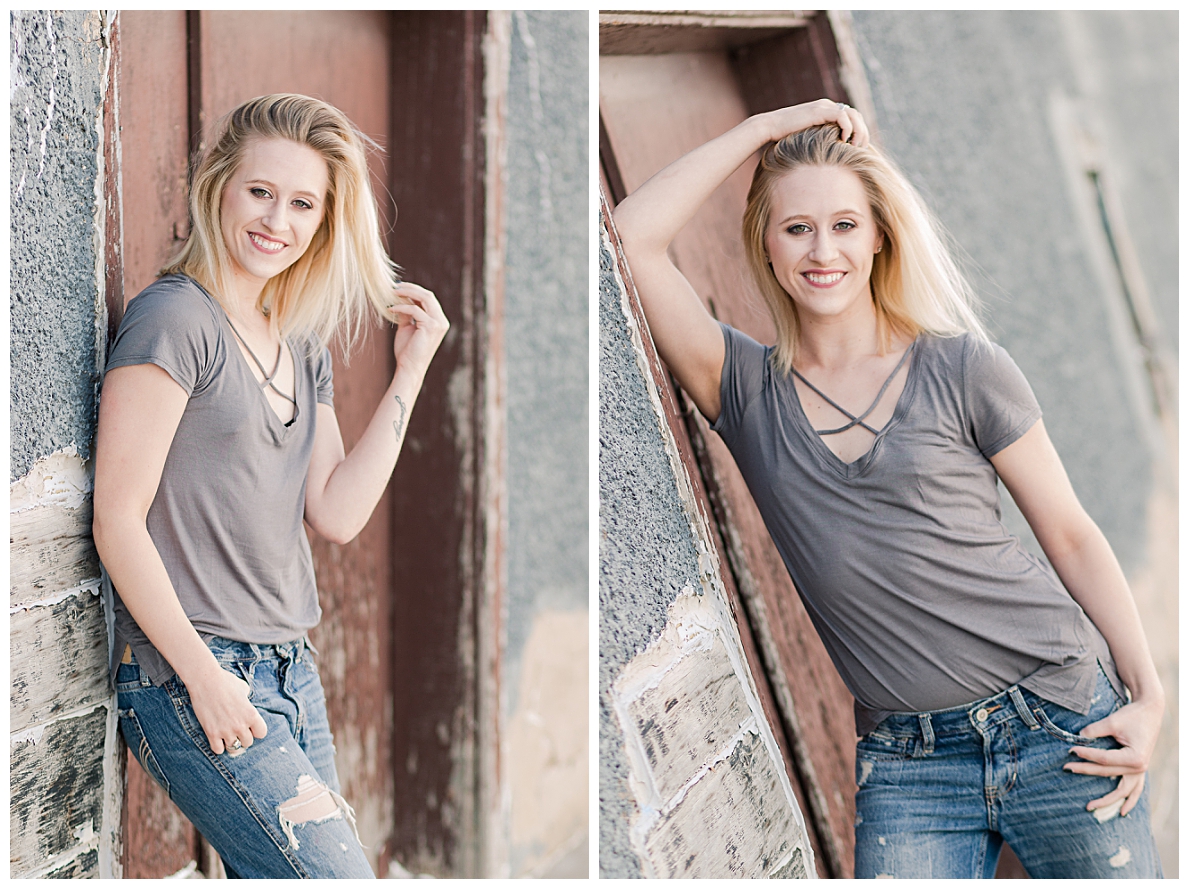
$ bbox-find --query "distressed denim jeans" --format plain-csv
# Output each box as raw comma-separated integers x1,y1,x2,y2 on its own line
854,665,1161,878
116,635,375,878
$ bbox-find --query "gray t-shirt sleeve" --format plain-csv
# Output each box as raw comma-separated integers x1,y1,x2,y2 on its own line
105,281,219,395
711,322,767,436
963,337,1042,458
313,344,334,407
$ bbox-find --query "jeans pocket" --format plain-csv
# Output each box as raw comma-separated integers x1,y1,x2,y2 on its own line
119,706,171,795
1032,702,1118,748
856,731,913,761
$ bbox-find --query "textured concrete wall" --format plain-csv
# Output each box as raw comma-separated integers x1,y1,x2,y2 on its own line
10,9,108,481
501,10,588,878
9,9,122,879
851,10,1175,571
599,220,812,878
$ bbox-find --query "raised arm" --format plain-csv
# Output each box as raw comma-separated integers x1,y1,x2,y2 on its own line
303,281,449,544
611,99,868,421
93,363,268,755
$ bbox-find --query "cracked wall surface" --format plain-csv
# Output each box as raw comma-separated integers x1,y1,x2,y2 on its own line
598,222,812,878
9,10,121,879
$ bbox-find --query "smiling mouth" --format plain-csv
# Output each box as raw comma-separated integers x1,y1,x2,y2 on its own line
802,271,844,286
249,232,286,254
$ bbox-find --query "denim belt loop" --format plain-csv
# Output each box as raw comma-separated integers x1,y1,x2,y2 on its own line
1008,686,1039,729
917,713,935,755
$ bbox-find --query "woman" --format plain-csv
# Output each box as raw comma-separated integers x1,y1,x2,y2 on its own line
611,99,1162,878
93,94,448,878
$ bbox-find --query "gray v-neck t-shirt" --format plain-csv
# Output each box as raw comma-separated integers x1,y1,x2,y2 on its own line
712,323,1119,736
102,274,335,685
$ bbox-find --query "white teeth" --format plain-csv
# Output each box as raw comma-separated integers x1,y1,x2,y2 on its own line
804,271,843,284
250,233,284,253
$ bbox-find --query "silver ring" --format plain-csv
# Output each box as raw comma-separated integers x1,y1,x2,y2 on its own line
232,739,243,750
837,102,850,111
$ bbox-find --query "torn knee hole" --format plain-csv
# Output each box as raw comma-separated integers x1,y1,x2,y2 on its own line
276,774,360,851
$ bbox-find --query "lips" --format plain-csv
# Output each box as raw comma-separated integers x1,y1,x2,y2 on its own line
249,232,286,254
802,270,845,287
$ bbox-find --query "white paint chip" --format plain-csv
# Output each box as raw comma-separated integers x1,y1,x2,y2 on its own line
878,836,886,846
1109,846,1131,868
10,446,91,512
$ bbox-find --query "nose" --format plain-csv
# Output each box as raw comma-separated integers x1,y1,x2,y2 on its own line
261,202,288,232
808,229,839,263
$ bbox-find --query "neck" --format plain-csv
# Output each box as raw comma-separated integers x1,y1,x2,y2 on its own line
225,270,269,331
795,295,882,370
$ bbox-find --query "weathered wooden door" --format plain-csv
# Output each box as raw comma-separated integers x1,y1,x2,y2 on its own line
116,10,493,877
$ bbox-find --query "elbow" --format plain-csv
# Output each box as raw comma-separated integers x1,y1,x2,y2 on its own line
305,511,361,547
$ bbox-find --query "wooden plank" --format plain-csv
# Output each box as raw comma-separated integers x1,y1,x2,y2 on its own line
599,11,812,56
387,11,489,877
10,503,99,609
10,707,108,877
10,592,109,733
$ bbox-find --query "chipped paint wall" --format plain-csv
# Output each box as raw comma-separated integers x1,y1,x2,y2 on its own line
501,10,589,878
9,10,122,879
850,11,1177,873
599,219,813,878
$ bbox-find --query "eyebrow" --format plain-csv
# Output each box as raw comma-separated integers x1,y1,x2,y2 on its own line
774,209,866,226
244,178,322,201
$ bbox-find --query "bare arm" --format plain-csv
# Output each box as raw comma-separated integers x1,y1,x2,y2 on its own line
304,282,449,544
93,363,267,755
991,420,1163,816
611,99,869,420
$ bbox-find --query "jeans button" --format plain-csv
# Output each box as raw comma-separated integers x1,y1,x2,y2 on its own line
975,708,989,722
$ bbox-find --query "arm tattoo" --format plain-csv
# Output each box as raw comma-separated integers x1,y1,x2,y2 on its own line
393,395,408,443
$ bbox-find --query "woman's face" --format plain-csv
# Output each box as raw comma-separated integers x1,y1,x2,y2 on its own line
764,164,883,325
220,137,329,294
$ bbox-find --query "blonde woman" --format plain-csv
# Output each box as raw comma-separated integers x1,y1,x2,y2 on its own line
612,100,1161,878
93,94,448,877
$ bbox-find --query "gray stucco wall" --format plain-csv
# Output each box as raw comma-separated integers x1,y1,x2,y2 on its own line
503,9,588,700
598,231,695,877
10,9,108,480
850,10,1176,573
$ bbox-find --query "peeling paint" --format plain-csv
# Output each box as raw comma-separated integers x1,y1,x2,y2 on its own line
1108,846,1131,868
10,578,101,614
10,446,92,512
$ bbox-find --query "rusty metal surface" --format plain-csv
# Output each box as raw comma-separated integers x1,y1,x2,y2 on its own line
116,13,200,877
386,11,489,877
600,29,859,876
102,13,124,342
118,10,189,303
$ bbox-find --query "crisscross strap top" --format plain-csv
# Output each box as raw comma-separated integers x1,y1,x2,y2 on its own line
226,317,299,425
792,340,916,436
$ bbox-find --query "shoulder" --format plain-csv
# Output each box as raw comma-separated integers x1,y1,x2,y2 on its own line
121,275,221,333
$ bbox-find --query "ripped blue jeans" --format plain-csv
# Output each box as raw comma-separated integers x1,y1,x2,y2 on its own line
854,666,1161,878
116,636,375,878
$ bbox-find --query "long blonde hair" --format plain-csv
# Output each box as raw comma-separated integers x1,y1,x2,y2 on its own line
742,124,989,375
162,93,398,355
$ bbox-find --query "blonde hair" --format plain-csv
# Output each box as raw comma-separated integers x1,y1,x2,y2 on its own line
162,93,398,355
742,124,989,375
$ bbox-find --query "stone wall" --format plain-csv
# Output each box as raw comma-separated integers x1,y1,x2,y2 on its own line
10,9,122,879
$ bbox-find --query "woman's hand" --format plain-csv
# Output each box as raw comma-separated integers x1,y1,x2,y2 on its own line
759,98,870,149
1066,695,1163,817
186,665,269,756
387,282,450,381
